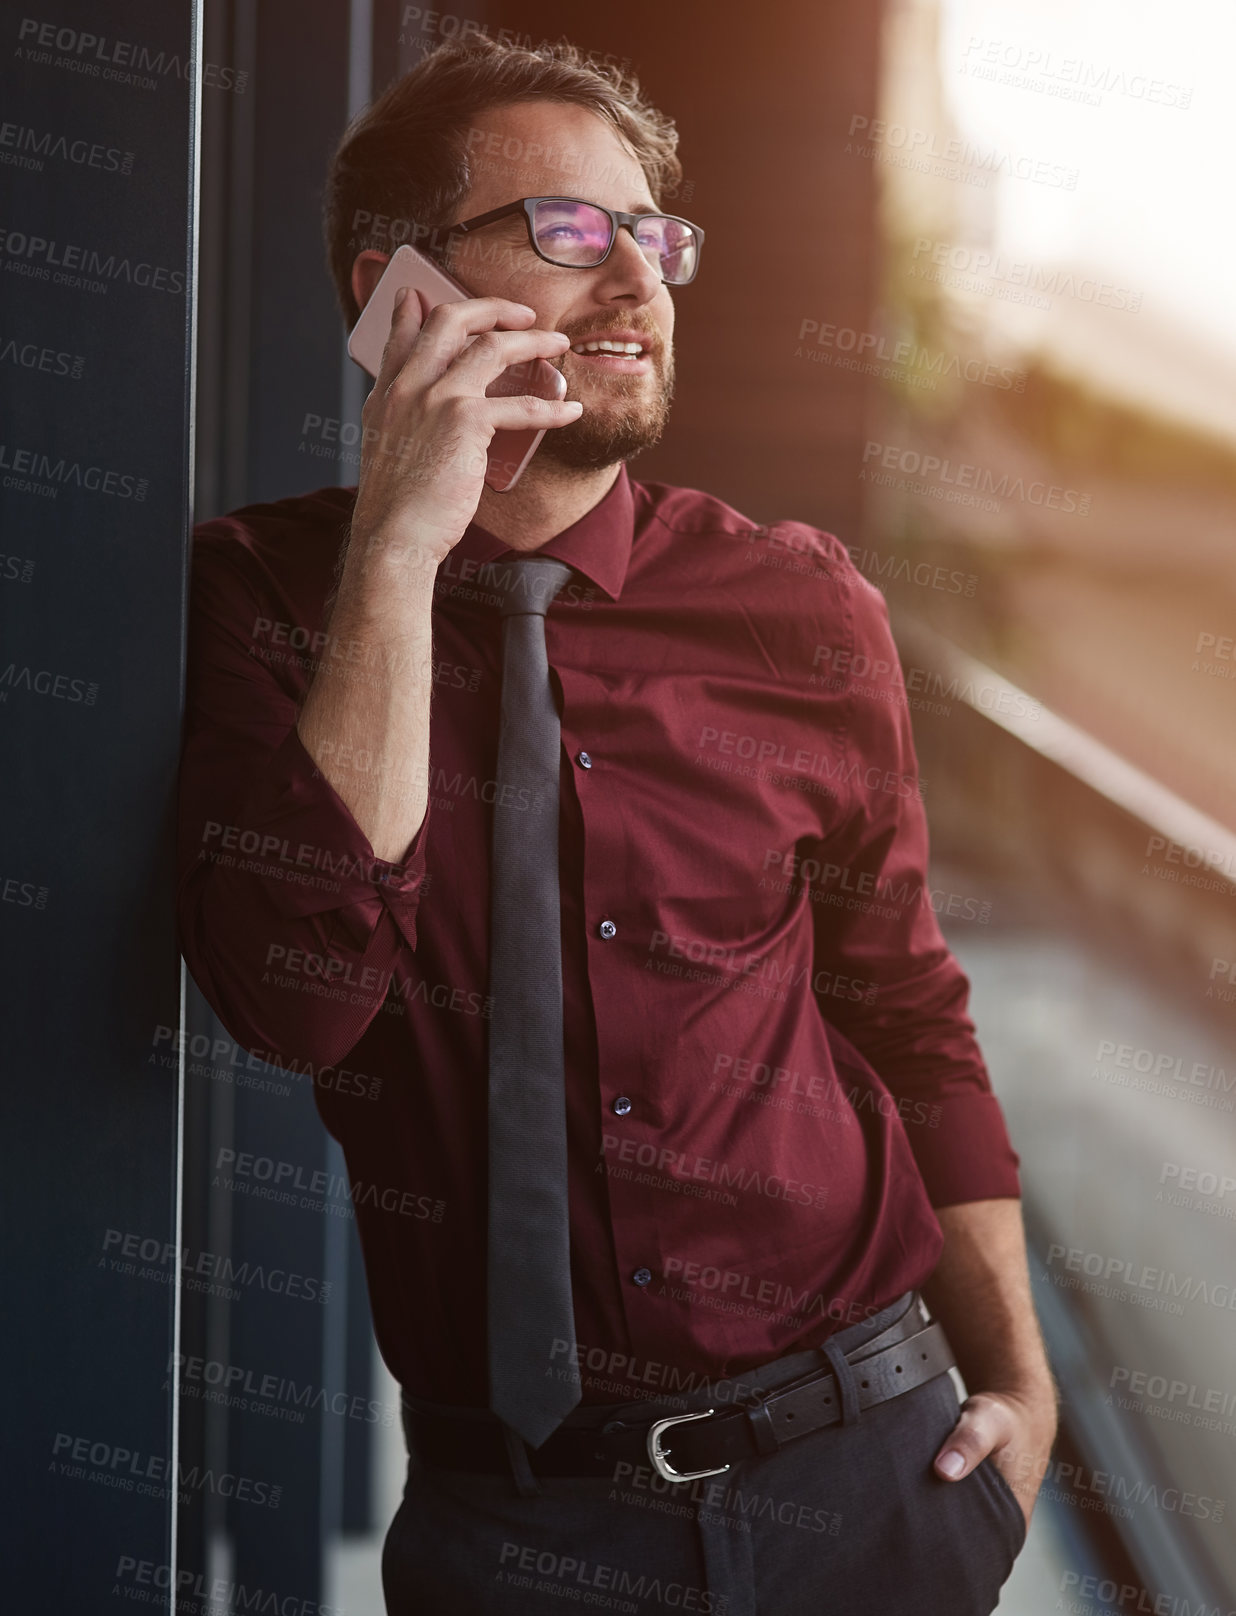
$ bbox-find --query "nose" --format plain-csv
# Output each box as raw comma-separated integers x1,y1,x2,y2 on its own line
595,222,664,304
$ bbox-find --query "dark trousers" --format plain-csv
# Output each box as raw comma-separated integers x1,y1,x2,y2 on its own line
382,1296,1027,1615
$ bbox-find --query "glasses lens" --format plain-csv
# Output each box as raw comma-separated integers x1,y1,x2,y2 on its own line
635,216,699,284
531,199,613,266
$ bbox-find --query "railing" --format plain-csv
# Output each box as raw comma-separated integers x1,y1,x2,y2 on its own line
893,609,1236,1610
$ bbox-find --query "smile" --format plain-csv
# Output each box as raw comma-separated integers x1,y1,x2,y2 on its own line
570,338,647,355
567,336,653,374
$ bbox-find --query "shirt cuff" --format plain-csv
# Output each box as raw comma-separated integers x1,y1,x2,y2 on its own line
901,1091,1022,1207
202,724,429,953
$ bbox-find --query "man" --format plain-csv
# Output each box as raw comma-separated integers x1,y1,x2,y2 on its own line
178,35,1057,1615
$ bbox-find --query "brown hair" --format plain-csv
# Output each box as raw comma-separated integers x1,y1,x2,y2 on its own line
322,36,683,328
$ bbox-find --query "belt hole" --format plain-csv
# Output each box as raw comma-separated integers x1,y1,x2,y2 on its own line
860,1379,869,1389
786,1412,795,1420
895,1364,903,1373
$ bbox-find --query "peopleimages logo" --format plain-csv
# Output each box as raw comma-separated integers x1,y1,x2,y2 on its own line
0,225,185,294
51,1433,279,1508
169,1351,399,1428
860,440,1090,515
0,663,98,703
1046,1242,1236,1313
1058,1571,1235,1616
0,120,135,174
496,1542,726,1613
1094,1038,1235,1096
959,36,1193,110
908,238,1142,313
845,113,1079,191
0,335,84,379
2,874,49,909
113,1558,343,1616
600,1132,829,1211
14,19,248,92
0,441,147,499
796,321,1025,391
100,1228,332,1305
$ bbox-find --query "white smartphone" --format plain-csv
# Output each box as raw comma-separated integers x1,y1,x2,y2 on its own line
346,243,568,493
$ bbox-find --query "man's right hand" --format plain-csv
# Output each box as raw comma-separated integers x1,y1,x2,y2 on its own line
350,291,582,565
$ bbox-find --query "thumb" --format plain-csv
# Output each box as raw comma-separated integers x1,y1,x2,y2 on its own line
933,1396,1004,1481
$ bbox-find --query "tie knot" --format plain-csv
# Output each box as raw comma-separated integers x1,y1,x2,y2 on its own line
487,556,575,619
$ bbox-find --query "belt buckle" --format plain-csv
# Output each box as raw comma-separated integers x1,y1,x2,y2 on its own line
646,1408,731,1483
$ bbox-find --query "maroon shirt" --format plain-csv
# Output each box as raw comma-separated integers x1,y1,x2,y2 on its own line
177,463,1020,1407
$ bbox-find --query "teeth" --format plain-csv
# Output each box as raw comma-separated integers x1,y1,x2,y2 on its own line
571,339,645,355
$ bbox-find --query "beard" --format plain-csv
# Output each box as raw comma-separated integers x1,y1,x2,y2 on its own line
535,343,676,470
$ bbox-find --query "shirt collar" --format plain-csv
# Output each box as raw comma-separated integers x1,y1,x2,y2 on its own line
450,463,634,603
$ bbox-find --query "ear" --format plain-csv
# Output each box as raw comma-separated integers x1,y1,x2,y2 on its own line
351,249,391,313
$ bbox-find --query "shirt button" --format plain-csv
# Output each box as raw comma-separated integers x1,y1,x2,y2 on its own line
598,919,617,940
577,750,593,769
632,1267,652,1287
612,1095,633,1116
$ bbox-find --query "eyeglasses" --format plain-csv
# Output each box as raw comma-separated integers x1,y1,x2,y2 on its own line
443,195,704,285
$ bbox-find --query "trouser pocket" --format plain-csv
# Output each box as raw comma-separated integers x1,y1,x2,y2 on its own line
975,1451,1029,1558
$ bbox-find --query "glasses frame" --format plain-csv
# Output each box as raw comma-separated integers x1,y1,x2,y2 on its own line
442,195,705,285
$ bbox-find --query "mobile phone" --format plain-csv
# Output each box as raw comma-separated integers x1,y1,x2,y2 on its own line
346,243,568,493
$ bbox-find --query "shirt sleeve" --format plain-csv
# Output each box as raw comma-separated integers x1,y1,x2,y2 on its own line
176,526,430,1070
805,556,1020,1207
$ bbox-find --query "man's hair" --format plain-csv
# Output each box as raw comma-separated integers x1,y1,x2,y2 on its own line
322,37,683,328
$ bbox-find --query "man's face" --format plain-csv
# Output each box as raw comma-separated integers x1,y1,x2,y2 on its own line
439,101,677,470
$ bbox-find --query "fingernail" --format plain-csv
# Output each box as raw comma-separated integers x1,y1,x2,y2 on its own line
937,1450,966,1479
394,286,408,307
565,400,583,411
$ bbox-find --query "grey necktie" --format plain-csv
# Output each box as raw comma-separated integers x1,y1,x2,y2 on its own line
485,555,582,1450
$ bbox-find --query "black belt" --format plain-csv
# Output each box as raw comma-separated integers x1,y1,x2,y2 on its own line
402,1298,955,1483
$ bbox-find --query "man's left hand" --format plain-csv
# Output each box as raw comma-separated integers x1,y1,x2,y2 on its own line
932,1385,1059,1532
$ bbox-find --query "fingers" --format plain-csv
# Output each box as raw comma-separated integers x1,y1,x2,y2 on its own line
481,395,583,433
373,285,429,395
448,325,572,394
398,296,543,386
933,1394,1011,1480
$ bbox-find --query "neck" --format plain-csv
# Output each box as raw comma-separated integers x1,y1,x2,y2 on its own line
473,459,622,551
